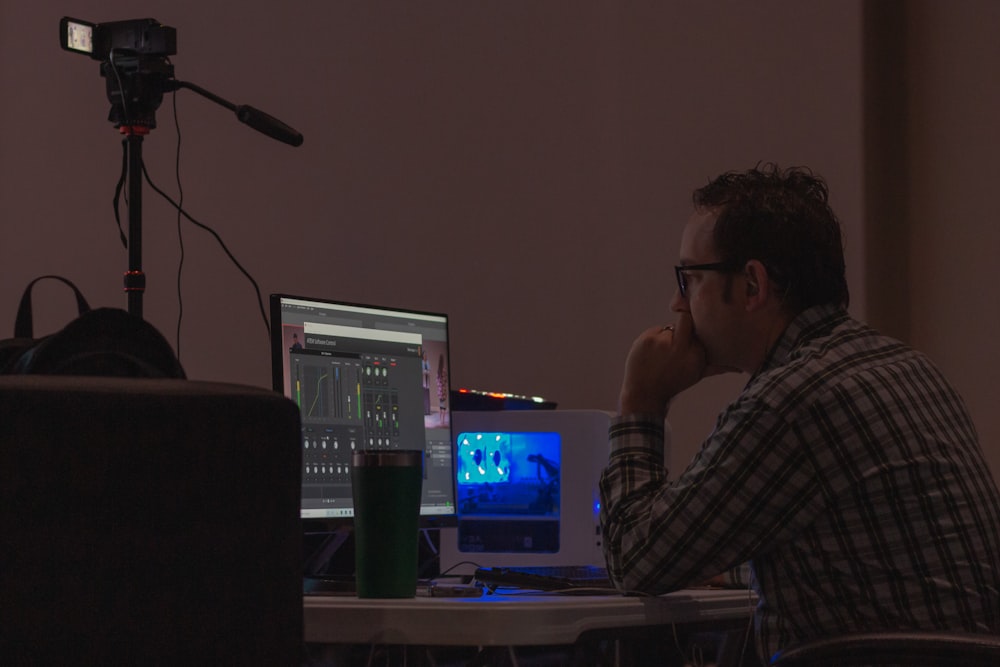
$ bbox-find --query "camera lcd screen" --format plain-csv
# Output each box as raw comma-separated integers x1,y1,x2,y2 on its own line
61,18,94,55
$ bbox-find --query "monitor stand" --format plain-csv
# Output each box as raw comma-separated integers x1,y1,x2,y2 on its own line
302,524,446,595
303,525,357,595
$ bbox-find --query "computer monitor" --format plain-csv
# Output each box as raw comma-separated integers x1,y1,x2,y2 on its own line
269,294,457,528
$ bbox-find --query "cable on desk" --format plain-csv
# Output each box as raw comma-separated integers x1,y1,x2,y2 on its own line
437,559,484,585
736,579,756,667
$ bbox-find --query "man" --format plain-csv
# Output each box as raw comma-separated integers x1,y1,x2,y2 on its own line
599,164,1000,665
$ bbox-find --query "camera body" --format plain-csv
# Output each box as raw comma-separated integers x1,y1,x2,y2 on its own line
60,17,178,129
59,17,176,61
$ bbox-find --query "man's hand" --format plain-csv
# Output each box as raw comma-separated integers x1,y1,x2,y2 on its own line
618,313,708,416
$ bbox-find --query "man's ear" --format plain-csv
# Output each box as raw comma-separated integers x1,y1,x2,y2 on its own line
743,260,769,311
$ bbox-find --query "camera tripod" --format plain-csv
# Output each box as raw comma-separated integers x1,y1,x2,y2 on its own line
103,55,302,319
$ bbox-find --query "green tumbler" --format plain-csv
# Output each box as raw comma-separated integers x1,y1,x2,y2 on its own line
351,450,424,598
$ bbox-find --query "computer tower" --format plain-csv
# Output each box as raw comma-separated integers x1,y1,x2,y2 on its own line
439,409,612,575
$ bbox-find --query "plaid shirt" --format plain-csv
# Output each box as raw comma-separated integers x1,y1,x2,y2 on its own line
600,304,1000,663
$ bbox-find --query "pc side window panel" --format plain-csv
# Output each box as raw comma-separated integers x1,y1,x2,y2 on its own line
456,431,562,554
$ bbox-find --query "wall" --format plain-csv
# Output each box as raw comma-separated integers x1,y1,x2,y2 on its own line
905,1,1000,477
863,0,1000,479
3,2,874,473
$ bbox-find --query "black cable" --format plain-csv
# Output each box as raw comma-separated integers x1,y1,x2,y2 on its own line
112,140,128,248
437,560,483,578
107,50,132,127
140,162,270,337
171,89,185,360
109,49,134,251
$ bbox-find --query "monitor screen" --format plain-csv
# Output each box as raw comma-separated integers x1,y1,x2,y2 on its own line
270,294,457,527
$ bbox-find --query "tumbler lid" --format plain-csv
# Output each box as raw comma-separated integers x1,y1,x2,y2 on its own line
352,449,423,467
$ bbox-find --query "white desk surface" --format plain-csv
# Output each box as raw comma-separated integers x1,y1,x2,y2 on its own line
304,587,755,647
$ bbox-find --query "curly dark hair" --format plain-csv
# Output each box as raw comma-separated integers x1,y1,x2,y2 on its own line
692,163,849,312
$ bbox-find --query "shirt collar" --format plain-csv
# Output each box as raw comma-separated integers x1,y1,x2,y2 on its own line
754,304,850,378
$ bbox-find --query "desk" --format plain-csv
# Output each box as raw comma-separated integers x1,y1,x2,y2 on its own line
305,588,756,665
305,588,753,646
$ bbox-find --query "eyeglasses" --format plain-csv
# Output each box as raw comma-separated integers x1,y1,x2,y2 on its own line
674,262,735,298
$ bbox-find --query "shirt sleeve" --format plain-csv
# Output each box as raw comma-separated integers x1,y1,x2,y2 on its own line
599,399,823,595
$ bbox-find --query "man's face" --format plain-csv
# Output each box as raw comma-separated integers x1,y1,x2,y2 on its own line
671,208,745,369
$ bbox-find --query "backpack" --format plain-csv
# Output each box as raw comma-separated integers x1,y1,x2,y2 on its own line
0,275,185,378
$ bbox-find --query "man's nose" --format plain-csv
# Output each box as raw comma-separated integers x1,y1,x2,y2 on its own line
670,289,688,313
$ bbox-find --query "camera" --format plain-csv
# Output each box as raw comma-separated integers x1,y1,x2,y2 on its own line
60,17,178,129
59,17,176,61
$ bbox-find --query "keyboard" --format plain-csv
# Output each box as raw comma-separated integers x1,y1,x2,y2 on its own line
473,565,618,593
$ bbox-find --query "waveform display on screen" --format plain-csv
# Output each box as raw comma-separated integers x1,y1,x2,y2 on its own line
301,365,328,418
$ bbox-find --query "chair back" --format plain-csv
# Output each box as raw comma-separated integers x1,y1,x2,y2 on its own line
771,631,1000,667
0,376,303,664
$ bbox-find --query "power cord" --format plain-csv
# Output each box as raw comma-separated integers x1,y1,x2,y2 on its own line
140,162,270,338
108,49,133,251
171,88,186,360
738,573,756,666
112,141,129,249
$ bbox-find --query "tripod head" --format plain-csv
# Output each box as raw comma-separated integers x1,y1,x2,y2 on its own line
101,56,174,132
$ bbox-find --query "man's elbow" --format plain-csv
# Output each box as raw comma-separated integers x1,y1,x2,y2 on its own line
607,565,677,596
